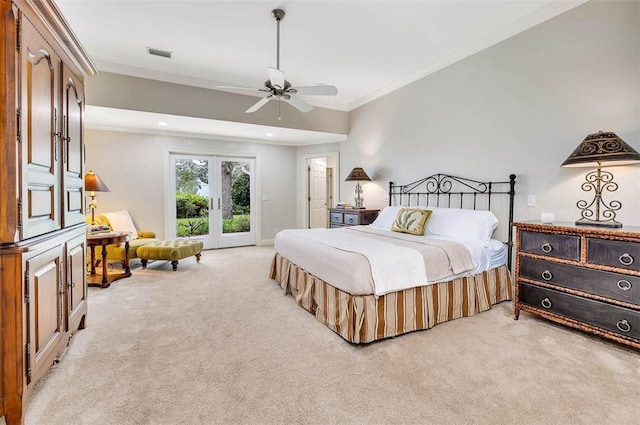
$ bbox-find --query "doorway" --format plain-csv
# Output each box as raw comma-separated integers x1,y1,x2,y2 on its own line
302,153,338,229
169,154,256,249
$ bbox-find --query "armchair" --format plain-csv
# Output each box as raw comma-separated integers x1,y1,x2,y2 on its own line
88,210,159,263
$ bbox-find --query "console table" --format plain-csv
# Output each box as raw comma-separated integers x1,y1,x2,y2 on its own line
87,232,132,288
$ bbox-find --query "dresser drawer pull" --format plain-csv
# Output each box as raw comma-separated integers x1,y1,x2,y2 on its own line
541,270,553,281
541,243,553,253
616,319,631,333
616,280,632,291
619,253,634,266
540,297,552,309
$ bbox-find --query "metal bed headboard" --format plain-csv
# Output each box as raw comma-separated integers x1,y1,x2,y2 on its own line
388,173,516,269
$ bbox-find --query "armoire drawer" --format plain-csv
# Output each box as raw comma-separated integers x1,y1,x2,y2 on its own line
519,230,580,261
588,238,640,273
519,256,640,306
519,282,640,341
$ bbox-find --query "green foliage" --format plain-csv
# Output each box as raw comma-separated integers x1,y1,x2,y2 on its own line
175,159,208,194
177,217,209,237
176,192,209,219
222,214,250,233
231,172,250,208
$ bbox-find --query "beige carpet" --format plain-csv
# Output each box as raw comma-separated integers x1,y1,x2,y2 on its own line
23,246,640,425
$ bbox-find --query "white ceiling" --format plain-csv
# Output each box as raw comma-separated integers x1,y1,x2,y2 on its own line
57,0,585,144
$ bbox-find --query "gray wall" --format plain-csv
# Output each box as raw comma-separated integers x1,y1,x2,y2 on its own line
87,72,349,135
342,0,640,227
85,129,297,242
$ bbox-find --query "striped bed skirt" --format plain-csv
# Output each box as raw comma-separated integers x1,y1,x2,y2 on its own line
270,253,512,344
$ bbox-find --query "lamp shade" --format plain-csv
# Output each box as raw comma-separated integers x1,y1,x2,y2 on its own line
345,167,371,182
561,131,640,168
84,170,110,192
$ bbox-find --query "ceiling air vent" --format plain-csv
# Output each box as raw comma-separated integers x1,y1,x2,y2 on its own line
146,47,172,59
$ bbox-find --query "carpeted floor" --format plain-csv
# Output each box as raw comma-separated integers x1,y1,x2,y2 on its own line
23,246,640,425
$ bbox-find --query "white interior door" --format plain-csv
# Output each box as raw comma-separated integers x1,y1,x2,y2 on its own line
170,154,255,249
308,158,327,228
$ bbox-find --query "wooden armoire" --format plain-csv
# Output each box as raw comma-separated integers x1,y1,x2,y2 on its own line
0,1,95,423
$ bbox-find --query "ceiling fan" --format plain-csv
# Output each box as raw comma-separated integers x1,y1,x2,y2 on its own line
217,8,338,115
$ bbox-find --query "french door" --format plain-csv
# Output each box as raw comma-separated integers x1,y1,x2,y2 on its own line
169,154,255,249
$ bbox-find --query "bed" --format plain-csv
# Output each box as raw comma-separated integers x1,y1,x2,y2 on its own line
270,173,517,343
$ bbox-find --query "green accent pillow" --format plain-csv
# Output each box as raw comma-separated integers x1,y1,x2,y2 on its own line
391,208,432,236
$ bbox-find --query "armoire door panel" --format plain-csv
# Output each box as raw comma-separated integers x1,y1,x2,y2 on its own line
61,66,85,227
67,232,87,331
25,243,66,385
20,19,61,239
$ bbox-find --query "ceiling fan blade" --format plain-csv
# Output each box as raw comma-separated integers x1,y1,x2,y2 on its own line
290,85,338,96
245,96,272,113
216,85,271,95
267,67,286,89
284,95,313,113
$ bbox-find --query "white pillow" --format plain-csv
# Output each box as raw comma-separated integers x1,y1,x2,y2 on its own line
370,206,404,230
425,207,498,241
102,210,139,240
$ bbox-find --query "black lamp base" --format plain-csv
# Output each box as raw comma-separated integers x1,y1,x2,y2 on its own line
575,219,622,229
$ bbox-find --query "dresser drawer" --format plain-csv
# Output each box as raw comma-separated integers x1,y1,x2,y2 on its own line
519,283,640,340
343,213,359,225
519,257,640,306
329,212,344,224
588,238,640,273
519,231,580,261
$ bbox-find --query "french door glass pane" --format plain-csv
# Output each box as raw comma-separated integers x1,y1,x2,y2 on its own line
175,159,210,238
221,160,251,234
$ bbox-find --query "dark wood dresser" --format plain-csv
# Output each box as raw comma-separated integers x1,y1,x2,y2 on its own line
328,208,379,228
513,221,640,349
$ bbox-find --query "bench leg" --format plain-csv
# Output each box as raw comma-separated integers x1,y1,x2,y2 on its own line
171,260,179,271
196,253,201,263
141,259,148,269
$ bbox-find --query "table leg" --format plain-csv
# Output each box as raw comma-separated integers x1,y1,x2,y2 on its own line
101,244,109,287
124,240,130,274
90,246,96,275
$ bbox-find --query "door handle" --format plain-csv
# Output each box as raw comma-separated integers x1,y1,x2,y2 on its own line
218,198,221,210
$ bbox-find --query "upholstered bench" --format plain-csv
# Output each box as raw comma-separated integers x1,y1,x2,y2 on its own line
137,239,203,271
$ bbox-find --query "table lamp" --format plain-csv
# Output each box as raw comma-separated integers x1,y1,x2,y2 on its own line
84,170,110,225
561,131,640,228
345,167,371,209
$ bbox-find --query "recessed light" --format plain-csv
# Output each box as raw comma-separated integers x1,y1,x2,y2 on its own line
266,132,273,137
158,121,168,126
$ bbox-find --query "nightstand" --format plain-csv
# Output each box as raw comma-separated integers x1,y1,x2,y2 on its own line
328,208,379,228
513,221,640,349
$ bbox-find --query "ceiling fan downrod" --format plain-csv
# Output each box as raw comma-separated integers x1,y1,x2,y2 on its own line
272,8,285,70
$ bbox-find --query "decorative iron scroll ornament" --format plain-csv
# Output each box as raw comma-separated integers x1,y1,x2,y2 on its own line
562,131,640,228
345,167,371,209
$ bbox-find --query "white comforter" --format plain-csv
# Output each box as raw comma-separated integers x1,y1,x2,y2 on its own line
274,226,485,296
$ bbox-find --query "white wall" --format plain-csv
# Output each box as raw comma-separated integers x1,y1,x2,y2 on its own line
85,129,297,242
341,0,640,227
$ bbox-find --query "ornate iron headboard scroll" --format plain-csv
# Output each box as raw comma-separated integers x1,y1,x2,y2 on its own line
388,174,517,269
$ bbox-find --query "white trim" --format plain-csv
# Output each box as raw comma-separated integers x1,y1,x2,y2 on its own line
297,151,340,229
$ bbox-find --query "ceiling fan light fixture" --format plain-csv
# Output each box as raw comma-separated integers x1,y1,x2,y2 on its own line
218,8,338,115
